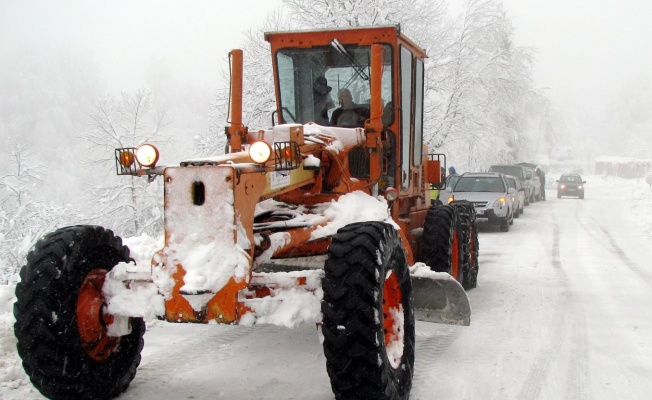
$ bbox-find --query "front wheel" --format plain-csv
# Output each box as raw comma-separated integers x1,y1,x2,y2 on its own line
14,225,145,400
322,222,415,400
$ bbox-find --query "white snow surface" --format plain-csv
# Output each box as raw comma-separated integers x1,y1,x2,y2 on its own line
3,175,652,399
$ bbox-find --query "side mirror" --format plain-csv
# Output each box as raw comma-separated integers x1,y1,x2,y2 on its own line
446,187,453,193
507,188,516,194
583,181,586,184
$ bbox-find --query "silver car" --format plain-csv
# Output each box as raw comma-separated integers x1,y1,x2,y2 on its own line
487,164,531,205
504,175,525,217
447,172,515,232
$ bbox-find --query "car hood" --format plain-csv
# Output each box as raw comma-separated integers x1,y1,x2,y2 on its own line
450,191,507,203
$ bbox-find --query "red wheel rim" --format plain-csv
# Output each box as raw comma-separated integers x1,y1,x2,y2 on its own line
77,268,119,361
383,270,404,368
451,230,460,279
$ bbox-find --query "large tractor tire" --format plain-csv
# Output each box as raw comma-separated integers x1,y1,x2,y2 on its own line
14,225,145,400
419,204,465,284
322,222,415,400
452,201,479,290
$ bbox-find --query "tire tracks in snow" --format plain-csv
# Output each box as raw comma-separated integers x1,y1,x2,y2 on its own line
134,323,261,382
578,216,652,288
517,215,590,400
411,324,464,397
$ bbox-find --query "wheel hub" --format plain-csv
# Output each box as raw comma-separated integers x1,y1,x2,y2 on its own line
383,270,404,369
77,268,119,361
451,230,460,278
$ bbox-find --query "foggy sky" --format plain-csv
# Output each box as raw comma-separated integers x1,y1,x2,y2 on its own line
0,0,283,93
501,0,652,115
1,0,650,117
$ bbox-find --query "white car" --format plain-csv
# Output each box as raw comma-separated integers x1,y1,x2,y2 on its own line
447,172,515,232
523,167,542,202
504,175,525,217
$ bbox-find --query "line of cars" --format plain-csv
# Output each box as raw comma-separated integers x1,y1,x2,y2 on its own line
439,163,587,232
439,164,544,232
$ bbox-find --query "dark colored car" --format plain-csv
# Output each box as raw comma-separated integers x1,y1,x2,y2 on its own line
556,174,585,199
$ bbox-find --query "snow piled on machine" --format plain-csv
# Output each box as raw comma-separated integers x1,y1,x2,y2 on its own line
99,190,400,331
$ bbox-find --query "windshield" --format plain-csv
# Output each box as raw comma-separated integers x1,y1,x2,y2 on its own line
454,177,506,193
276,44,393,126
561,175,582,182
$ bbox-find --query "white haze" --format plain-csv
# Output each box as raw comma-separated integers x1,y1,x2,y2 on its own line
501,0,652,115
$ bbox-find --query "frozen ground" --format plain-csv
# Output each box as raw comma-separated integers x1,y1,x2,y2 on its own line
2,174,652,399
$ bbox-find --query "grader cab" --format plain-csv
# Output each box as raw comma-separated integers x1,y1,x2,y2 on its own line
14,25,478,400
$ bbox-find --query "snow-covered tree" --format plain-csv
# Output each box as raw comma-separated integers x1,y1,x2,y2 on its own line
427,0,536,170
84,89,170,237
0,137,76,283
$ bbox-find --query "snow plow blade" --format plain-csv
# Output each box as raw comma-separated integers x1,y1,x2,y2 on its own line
411,275,471,326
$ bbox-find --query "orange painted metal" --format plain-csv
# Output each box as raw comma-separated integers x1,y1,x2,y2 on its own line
161,264,197,322
76,269,119,361
427,159,442,186
451,230,460,279
382,270,403,359
228,49,245,152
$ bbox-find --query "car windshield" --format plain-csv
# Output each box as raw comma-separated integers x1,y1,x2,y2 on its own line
488,166,524,180
560,175,581,182
454,177,505,192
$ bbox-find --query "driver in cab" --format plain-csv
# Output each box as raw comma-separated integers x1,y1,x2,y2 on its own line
330,88,370,127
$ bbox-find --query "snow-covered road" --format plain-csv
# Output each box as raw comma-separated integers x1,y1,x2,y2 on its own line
2,176,652,399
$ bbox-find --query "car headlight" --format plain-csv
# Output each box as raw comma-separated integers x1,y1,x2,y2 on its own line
493,197,506,207
578,185,583,189
136,144,159,167
560,184,566,189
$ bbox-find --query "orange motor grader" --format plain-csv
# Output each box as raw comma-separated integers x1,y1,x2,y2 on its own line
14,25,478,400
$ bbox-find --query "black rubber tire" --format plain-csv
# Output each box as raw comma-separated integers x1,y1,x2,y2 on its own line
500,216,510,232
419,204,464,284
14,225,145,400
322,222,415,400
451,201,479,290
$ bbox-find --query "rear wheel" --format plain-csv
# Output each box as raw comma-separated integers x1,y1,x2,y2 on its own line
14,225,145,400
322,222,415,400
419,204,464,284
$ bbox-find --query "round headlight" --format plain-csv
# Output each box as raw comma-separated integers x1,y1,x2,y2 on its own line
136,144,159,167
249,141,272,164
384,187,398,202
